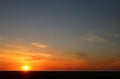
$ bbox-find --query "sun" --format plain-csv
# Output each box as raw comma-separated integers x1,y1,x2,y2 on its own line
22,65,30,71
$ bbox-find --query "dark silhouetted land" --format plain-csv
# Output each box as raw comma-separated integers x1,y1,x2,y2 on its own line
0,71,120,79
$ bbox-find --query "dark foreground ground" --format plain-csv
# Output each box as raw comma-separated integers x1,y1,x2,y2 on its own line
0,71,120,79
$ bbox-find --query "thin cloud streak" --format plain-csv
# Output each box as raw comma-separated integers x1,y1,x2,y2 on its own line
107,33,120,38
83,34,107,43
31,42,48,49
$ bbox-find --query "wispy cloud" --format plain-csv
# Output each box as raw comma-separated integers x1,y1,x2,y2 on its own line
83,34,107,43
107,58,120,69
27,53,51,61
107,33,120,38
75,52,87,58
39,53,51,57
31,42,48,49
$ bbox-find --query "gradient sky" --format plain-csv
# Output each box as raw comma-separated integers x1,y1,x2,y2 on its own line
0,0,120,70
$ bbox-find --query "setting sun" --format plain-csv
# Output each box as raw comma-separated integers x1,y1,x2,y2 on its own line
22,65,30,71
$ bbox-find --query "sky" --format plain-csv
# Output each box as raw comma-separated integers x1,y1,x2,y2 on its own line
0,0,120,71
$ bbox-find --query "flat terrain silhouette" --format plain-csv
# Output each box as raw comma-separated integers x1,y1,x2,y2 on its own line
0,71,119,79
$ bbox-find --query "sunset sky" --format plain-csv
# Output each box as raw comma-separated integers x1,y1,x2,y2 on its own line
0,0,120,71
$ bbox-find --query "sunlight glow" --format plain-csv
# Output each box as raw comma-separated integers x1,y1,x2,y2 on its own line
22,65,30,71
